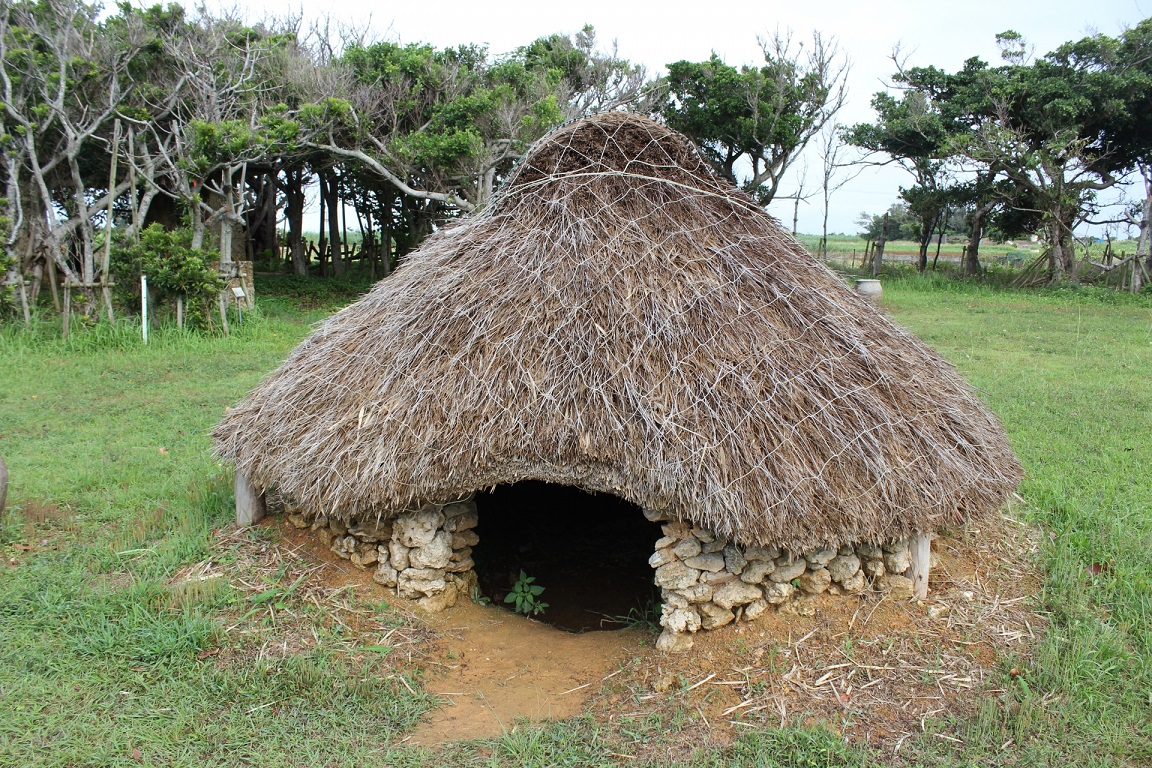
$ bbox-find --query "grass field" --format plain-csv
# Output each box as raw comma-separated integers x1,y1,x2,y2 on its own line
1,272,1150,766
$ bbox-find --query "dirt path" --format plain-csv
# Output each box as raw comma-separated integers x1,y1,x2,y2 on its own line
406,600,640,745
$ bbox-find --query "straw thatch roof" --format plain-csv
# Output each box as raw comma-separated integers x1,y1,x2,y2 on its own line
214,112,1021,552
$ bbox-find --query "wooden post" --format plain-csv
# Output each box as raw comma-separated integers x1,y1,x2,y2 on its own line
235,471,266,527
909,531,931,600
140,274,148,344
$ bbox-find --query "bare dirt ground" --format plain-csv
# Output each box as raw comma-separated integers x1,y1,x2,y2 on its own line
195,510,1042,757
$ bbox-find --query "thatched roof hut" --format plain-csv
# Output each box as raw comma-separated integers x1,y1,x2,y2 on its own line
214,112,1020,554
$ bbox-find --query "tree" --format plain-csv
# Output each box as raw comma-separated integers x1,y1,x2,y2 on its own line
894,26,1152,282
663,30,847,204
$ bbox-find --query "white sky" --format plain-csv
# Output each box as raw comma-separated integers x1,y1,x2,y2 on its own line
200,0,1150,236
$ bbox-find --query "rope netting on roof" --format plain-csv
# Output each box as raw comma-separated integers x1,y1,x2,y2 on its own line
214,113,1021,552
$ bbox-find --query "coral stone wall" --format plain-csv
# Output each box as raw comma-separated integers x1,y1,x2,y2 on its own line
646,513,925,651
297,497,479,611
288,498,928,652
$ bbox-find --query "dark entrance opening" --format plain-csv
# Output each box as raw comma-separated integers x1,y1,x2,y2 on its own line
472,481,663,632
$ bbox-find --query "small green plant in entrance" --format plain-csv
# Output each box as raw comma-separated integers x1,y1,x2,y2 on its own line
504,570,549,616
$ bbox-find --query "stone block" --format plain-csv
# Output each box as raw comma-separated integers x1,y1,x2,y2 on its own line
672,538,702,559
742,599,769,622
683,553,725,572
373,563,398,587
763,582,796,604
699,602,735,629
805,547,837,567
396,508,446,547
798,567,831,594
741,559,774,584
649,548,676,568
450,529,479,549
769,557,806,583
827,553,861,583
723,545,748,574
743,544,780,561
388,540,410,571
655,561,699,590
713,581,762,610
444,509,479,532
675,583,714,604
417,583,459,611
656,629,694,652
662,607,702,634
409,530,452,569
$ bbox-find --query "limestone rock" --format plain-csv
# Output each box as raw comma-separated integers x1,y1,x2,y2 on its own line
763,582,796,604
883,542,912,576
698,602,735,629
664,591,690,610
328,518,348,536
654,535,678,549
649,548,677,568
417,583,458,612
713,581,763,610
310,514,329,531
672,538,702,559
441,500,475,520
741,599,769,622
450,529,479,549
691,527,715,544
287,513,311,529
743,544,780,561
827,553,861,583
643,508,673,522
396,508,446,547
662,607,702,634
444,509,478,532
388,540,411,571
450,546,472,562
661,521,692,539
676,583,714,604
700,537,728,554
741,559,774,584
840,570,867,594
700,571,737,586
798,567,831,595
349,518,393,542
805,547,837,567
884,574,915,599
683,553,725,572
862,559,885,580
655,561,699,590
373,563,398,587
398,568,447,599
656,629,694,652
857,542,883,560
409,531,452,569
350,547,378,569
723,545,748,574
769,557,806,583
446,556,474,573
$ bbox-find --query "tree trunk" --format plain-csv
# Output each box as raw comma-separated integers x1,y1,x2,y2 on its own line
871,213,887,277
325,170,343,277
965,206,989,277
283,167,307,276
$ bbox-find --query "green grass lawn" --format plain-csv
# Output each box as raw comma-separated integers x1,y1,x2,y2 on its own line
1,274,1149,766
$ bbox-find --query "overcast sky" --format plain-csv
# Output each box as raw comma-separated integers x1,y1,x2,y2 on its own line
195,0,1150,235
